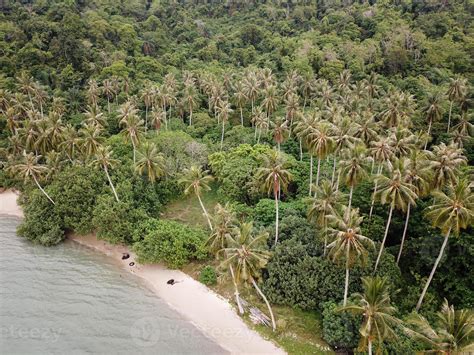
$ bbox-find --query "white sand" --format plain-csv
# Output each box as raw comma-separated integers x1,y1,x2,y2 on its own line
0,190,285,354
0,189,23,218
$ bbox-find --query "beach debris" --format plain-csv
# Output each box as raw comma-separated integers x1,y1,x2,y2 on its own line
129,262,135,266
122,253,130,260
249,307,271,327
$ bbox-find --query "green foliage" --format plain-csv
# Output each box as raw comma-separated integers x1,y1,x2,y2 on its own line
133,219,208,268
199,265,217,286
92,194,147,245
17,189,64,246
253,198,306,226
321,301,361,351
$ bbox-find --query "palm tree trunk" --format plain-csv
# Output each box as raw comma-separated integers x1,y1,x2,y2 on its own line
374,205,393,271
131,138,137,165
347,185,354,213
145,106,148,132
240,106,243,126
229,265,244,314
335,170,341,192
343,256,350,306
397,203,411,264
32,174,55,205
197,193,213,231
251,278,276,331
274,190,279,245
309,155,313,196
368,338,373,355
416,229,450,312
424,120,432,150
299,138,303,161
331,156,337,186
107,98,110,114
189,106,193,126
104,166,119,202
220,120,225,150
447,100,453,133
369,164,382,220
315,157,321,194
323,219,328,256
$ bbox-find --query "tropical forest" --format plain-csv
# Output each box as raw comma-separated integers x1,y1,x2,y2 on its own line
0,0,473,354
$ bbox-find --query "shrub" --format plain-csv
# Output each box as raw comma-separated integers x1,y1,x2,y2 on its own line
133,219,208,268
17,189,65,246
253,198,306,226
321,301,361,352
92,194,148,245
199,265,217,286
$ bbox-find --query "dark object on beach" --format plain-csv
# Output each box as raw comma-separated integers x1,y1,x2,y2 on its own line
167,279,176,285
129,262,135,266
122,253,130,260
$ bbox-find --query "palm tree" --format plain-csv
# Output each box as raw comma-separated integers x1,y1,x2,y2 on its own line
141,85,155,131
86,79,100,109
338,145,370,214
446,76,467,133
219,222,276,331
396,151,432,264
90,145,120,202
179,166,214,230
7,151,55,204
307,180,344,255
135,142,166,183
327,207,375,306
183,81,198,126
426,142,467,190
423,92,444,149
217,100,233,150
416,178,473,311
79,123,104,159
119,107,144,165
406,299,474,353
233,81,247,126
102,79,116,114
256,150,293,245
261,85,278,120
339,276,402,355
373,161,417,271
270,117,289,152
252,106,268,144
307,121,334,193
243,74,260,114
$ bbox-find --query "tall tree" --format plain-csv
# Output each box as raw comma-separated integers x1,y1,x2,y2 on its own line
179,166,214,231
256,150,293,245
416,178,473,311
326,207,374,306
446,76,467,133
90,145,120,202
135,142,166,183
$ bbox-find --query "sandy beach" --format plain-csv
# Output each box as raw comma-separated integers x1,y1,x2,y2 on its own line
0,190,284,355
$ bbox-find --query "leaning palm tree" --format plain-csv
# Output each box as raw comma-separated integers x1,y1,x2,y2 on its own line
178,166,214,230
7,151,55,204
119,113,144,165
446,76,467,133
406,299,474,353
219,222,276,331
373,161,417,271
340,276,402,355
307,180,344,255
90,145,120,202
256,150,293,245
135,142,166,183
338,145,370,213
326,207,374,306
416,178,474,311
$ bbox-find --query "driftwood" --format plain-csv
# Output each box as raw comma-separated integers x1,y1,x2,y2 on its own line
235,296,271,327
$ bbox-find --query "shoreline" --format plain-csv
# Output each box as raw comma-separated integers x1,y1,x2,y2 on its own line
0,190,284,355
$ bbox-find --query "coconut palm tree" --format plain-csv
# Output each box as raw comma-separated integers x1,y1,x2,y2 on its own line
338,145,370,214
307,120,334,194
446,76,467,133
79,123,104,159
217,100,233,150
86,79,100,109
90,145,120,202
423,92,444,149
119,110,144,165
84,105,106,128
285,92,300,132
183,81,198,126
406,299,474,353
396,151,432,264
102,79,116,114
339,276,402,355
270,117,289,152
252,106,268,144
426,142,467,190
7,151,55,204
179,166,214,231
243,73,260,114
373,160,417,271
327,207,374,306
261,85,278,120
219,222,276,331
307,180,344,255
256,150,293,245
135,142,166,183
141,84,155,131
233,81,247,126
294,111,319,190
416,178,474,311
